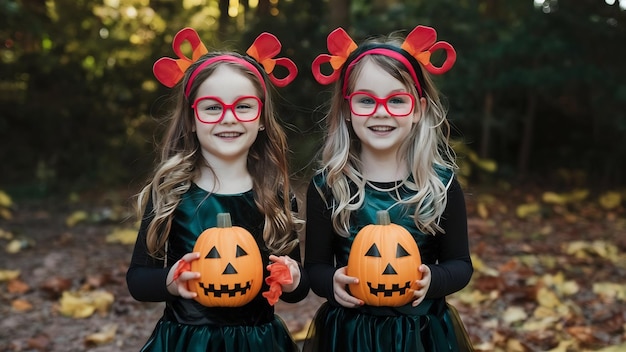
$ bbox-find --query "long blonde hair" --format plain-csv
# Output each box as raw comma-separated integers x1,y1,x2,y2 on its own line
317,34,457,237
138,52,299,258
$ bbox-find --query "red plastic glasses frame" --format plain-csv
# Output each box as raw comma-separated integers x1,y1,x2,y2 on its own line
192,96,263,124
345,92,416,117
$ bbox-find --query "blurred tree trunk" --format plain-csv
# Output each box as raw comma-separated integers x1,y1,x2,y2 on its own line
329,0,350,29
257,0,270,16
517,91,537,176
478,0,497,160
480,91,493,159
218,0,229,39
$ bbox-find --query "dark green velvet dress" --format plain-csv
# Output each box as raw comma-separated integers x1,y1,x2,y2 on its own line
303,168,474,352
127,184,307,352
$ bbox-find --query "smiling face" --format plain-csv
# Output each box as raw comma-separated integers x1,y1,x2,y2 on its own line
348,59,425,159
193,64,262,164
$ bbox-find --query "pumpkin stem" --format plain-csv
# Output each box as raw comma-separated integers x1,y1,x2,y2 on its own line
216,213,232,228
376,210,391,225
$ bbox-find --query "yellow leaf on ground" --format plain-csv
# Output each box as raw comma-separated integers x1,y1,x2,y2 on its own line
542,192,568,205
521,316,560,331
516,203,540,218
505,338,526,352
105,228,138,245
537,287,561,309
6,239,24,253
0,228,13,240
546,340,576,352
599,191,622,210
594,342,626,352
470,255,499,277
66,210,88,227
84,324,117,345
564,240,620,262
0,269,20,281
58,290,114,319
291,320,311,341
593,282,626,301
0,190,12,208
477,202,489,219
502,306,527,324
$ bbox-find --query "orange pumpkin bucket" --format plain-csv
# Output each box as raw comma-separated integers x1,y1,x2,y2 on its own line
347,210,422,307
188,213,263,307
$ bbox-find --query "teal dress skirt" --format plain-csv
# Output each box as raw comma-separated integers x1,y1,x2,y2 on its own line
303,170,474,352
127,184,308,352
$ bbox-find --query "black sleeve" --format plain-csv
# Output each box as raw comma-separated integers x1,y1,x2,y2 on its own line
425,178,474,298
303,180,339,304
279,237,311,303
125,197,176,302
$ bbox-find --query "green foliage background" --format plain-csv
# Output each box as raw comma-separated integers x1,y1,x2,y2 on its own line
1,0,625,197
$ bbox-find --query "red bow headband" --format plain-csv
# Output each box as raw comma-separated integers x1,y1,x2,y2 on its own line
153,27,298,97
311,26,456,97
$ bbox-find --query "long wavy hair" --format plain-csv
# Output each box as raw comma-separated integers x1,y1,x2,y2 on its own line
316,34,457,237
138,52,299,258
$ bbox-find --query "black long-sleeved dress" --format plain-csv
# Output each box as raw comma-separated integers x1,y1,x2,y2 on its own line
303,167,473,352
127,183,309,352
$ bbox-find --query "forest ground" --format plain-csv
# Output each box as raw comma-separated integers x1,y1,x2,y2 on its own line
0,182,625,352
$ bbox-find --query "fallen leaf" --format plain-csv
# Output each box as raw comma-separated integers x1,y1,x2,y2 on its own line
84,324,117,346
0,190,12,208
516,203,541,218
593,282,626,301
542,192,568,205
0,228,13,240
599,192,622,210
502,306,527,324
537,287,561,309
0,269,20,281
0,208,11,220
546,340,575,352
58,290,114,319
477,202,489,219
12,299,33,312
66,210,88,227
27,334,51,351
40,276,73,299
7,279,30,294
566,326,598,345
105,228,137,245
291,320,311,341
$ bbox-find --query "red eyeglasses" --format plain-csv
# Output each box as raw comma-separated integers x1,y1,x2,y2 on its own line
346,92,415,117
192,96,263,124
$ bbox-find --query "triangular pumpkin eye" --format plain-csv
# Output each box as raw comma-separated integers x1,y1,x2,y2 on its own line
396,244,411,258
206,246,220,258
365,244,381,257
235,245,248,257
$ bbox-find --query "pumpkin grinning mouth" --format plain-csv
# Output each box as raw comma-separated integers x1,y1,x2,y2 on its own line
198,281,253,297
366,281,412,297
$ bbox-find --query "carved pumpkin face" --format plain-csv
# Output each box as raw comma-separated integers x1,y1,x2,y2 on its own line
347,210,422,307
188,213,263,307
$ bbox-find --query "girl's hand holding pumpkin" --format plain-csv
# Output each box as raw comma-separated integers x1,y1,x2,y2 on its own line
268,255,300,293
411,264,431,307
166,252,201,298
333,266,364,308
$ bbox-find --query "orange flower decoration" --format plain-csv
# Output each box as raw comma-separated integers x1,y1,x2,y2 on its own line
400,25,456,75
246,33,298,88
311,28,358,85
153,28,209,88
